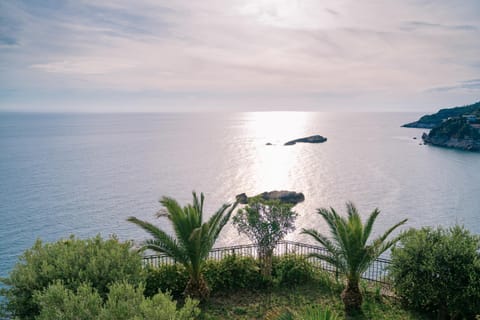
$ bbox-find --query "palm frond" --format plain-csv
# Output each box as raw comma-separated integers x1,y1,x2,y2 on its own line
307,252,346,273
362,208,380,245
207,202,234,241
160,196,196,249
301,228,338,256
127,216,187,263
317,208,339,239
373,231,407,257
371,218,407,254
142,239,188,265
192,191,205,223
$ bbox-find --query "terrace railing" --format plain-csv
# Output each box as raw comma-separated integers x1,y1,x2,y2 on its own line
142,240,392,284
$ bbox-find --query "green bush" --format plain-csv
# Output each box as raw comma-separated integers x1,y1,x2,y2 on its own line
0,235,144,319
265,305,339,320
272,255,315,286
390,225,480,319
34,281,200,320
146,255,267,297
145,254,321,298
144,264,189,298
34,281,102,320
204,255,267,291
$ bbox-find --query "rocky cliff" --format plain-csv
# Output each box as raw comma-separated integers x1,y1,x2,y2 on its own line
422,118,480,152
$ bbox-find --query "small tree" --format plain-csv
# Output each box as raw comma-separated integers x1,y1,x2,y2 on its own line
232,198,298,277
390,225,480,319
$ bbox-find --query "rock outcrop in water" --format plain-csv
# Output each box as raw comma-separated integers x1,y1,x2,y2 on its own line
422,118,480,152
236,191,305,205
403,101,480,152
284,135,327,146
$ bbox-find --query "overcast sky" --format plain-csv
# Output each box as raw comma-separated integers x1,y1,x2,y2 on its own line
1,0,479,112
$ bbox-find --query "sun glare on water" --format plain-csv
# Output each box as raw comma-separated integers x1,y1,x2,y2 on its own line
243,112,312,192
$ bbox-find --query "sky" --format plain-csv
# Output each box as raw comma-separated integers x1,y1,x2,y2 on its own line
1,0,479,112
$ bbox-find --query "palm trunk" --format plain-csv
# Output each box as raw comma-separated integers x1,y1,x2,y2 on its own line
184,274,210,301
341,278,363,314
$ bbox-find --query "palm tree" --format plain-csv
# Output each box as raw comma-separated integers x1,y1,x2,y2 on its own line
128,192,237,300
301,202,407,314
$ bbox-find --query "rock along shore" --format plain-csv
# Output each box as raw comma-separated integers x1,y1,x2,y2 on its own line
236,191,305,205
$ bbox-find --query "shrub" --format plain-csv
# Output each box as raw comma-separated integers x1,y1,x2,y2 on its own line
204,255,266,291
34,281,102,320
0,235,144,319
390,225,480,319
144,264,189,299
272,255,315,286
145,255,267,296
265,305,339,320
34,281,200,320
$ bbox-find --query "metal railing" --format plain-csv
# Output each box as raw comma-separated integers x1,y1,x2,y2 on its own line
142,240,392,284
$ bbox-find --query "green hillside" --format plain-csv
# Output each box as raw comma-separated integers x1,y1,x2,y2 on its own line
403,101,480,128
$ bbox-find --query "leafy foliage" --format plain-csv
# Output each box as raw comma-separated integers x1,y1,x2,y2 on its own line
301,202,407,314
128,192,237,300
265,305,339,320
204,255,267,292
272,255,315,286
34,281,102,320
145,255,266,297
390,225,480,319
144,264,189,299
0,235,144,319
232,198,298,277
407,101,480,127
429,117,480,140
34,281,200,320
144,254,318,298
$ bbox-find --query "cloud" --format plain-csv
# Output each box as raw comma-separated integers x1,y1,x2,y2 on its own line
402,21,478,32
30,58,139,75
325,8,339,16
1,0,480,111
0,35,18,47
428,79,480,92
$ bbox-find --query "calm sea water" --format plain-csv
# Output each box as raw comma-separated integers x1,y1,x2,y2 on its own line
1,112,480,277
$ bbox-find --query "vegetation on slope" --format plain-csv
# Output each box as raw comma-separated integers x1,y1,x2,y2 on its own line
2,190,479,319
403,101,480,128
422,117,480,151
428,117,480,140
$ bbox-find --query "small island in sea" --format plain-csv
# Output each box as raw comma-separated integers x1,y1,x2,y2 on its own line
265,135,327,146
403,101,480,151
284,135,327,146
236,190,305,205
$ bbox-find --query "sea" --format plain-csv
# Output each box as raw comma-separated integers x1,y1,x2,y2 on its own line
1,112,480,278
